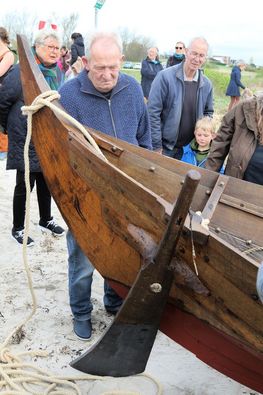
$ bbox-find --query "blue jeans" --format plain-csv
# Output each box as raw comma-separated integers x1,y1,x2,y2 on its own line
67,230,122,320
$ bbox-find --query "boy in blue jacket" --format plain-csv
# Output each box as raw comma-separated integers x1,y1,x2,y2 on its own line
181,117,217,168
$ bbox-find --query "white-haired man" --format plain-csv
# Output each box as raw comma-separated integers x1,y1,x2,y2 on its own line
59,31,152,340
148,37,214,160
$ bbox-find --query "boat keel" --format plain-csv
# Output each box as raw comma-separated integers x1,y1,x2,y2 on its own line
70,170,201,376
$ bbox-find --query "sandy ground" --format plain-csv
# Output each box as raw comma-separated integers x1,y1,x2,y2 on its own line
0,158,260,395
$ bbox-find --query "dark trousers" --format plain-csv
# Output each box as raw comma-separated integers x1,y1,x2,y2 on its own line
13,170,51,230
162,146,183,160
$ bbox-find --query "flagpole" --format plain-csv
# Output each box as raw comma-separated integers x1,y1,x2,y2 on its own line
94,0,106,29
95,7,98,29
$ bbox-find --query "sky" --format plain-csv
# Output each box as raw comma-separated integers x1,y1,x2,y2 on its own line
1,0,263,65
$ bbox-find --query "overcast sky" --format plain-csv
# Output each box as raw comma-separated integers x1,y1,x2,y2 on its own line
2,0,263,65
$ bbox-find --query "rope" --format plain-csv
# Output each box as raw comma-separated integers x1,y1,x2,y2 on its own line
0,91,162,394
21,90,108,162
189,211,199,276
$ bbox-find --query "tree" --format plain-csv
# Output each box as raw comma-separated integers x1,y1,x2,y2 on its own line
59,13,79,48
0,12,38,44
118,27,155,61
0,11,81,56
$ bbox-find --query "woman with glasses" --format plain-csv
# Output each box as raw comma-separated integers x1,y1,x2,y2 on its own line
166,41,185,67
0,30,65,246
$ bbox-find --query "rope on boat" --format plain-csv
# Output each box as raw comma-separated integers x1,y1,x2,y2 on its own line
21,90,108,162
189,211,199,276
0,91,162,394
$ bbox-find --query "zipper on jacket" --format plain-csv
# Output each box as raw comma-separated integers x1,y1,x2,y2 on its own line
108,99,117,138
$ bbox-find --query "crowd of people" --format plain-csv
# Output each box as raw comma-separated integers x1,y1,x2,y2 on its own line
0,25,262,340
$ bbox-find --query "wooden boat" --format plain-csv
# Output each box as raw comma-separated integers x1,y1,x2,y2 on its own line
17,35,263,393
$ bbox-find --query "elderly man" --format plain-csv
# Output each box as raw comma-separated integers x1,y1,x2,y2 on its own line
59,31,152,340
0,30,65,246
148,37,214,160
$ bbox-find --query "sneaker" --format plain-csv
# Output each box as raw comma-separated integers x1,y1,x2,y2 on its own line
73,319,92,341
39,218,65,237
12,229,34,247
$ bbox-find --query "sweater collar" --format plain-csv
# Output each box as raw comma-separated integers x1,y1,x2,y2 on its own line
77,69,130,97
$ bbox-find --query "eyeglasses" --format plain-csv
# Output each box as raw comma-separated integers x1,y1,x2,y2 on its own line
189,51,207,60
44,45,60,52
176,46,183,50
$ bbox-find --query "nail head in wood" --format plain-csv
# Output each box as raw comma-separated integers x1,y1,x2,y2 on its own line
150,283,162,293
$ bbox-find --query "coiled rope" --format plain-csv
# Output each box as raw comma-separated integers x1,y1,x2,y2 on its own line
0,91,162,394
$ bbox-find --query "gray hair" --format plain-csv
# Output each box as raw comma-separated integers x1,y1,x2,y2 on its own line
235,59,246,67
33,30,61,46
187,36,209,52
85,31,123,59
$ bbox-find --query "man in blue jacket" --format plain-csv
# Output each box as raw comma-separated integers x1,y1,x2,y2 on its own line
59,31,152,340
148,37,214,160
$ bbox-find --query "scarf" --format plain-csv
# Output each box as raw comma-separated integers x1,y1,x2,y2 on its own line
190,138,211,164
174,53,184,60
32,47,63,90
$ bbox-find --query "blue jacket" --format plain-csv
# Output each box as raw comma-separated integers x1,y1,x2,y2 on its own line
226,66,245,97
59,70,152,149
140,58,163,99
182,143,224,173
181,143,207,168
147,62,214,150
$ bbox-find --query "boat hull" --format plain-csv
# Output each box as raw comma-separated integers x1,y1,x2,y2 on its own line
17,35,263,393
112,281,263,393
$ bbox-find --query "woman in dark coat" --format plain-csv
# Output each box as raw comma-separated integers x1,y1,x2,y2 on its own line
226,60,246,110
0,30,65,246
140,47,163,100
70,32,85,65
206,95,263,186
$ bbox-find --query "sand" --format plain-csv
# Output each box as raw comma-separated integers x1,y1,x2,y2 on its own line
0,159,260,395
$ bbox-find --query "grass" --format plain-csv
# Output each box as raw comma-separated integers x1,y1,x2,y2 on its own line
122,63,263,120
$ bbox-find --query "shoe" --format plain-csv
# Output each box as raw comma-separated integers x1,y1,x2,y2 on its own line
12,229,34,247
39,217,65,237
73,319,92,341
105,308,119,316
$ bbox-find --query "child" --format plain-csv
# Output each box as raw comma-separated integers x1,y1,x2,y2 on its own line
181,117,217,169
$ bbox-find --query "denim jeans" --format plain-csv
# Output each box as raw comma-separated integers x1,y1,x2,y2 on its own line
67,230,122,321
